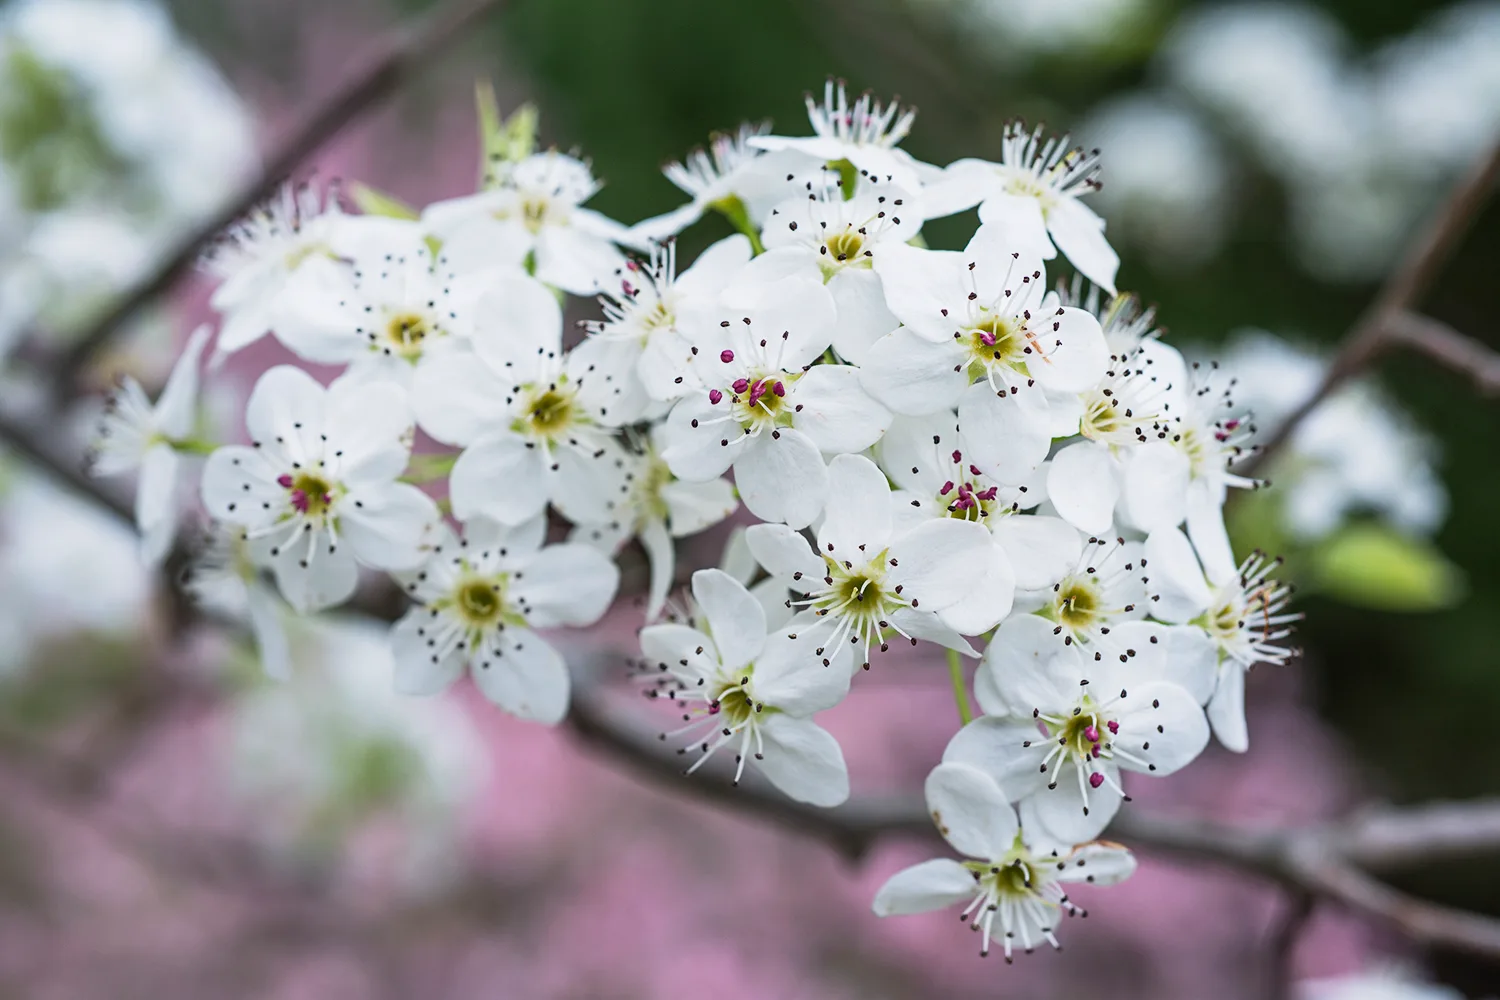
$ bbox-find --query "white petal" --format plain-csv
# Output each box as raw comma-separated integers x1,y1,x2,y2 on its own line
1113,681,1211,776
1055,843,1137,886
628,200,705,242
412,348,512,447
691,568,766,670
942,716,1051,804
925,761,1019,859
449,432,549,525
870,244,967,342
639,623,718,677
754,714,850,806
733,430,828,530
548,438,630,526
977,613,1078,716
976,192,1054,258
339,482,438,570
921,158,996,219
820,453,893,557
135,443,179,566
472,629,571,724
1045,197,1119,295
246,583,292,681
470,274,564,383
1186,485,1237,586
640,517,675,622
956,384,1051,484
888,518,994,612
245,366,325,447
515,543,620,628
745,523,824,587
391,611,465,694
1207,664,1249,753
751,631,852,714
1142,527,1212,622
200,445,280,527
1047,441,1120,535
828,269,899,365
662,394,744,482
872,858,978,917
267,542,358,615
1158,624,1220,706
991,515,1082,592
534,222,626,295
154,324,211,439
888,607,978,657
1119,441,1190,533
859,327,969,416
934,540,1015,636
1020,767,1120,845
790,365,892,455
324,377,414,481
1029,306,1110,394
661,478,738,537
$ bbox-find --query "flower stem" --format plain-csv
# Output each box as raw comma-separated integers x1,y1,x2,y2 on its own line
946,647,973,725
713,196,765,256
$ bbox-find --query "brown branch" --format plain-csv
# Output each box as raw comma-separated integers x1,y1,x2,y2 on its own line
47,0,511,392
1383,311,1500,396
1248,141,1500,472
1265,892,1315,1000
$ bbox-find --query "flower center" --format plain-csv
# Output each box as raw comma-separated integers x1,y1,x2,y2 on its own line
1053,577,1102,630
730,373,794,432
963,313,1032,383
513,381,585,442
801,552,909,667
1057,705,1118,760
1003,171,1056,210
278,472,335,518
709,674,757,728
1080,390,1125,441
457,578,503,625
383,311,431,361
938,477,1000,522
818,226,870,278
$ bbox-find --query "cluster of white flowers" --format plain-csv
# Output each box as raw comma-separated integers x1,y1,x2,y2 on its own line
98,80,1302,960
0,0,254,356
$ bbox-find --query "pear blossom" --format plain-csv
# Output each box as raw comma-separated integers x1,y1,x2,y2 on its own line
423,151,634,295
749,80,937,200
861,225,1109,482
876,412,1080,592
390,516,618,723
946,613,1211,843
571,428,738,620
87,323,210,564
202,182,343,359
746,453,1010,669
1144,525,1299,752
631,122,810,241
271,216,496,385
635,568,853,805
872,762,1137,960
182,520,292,680
200,366,439,613
580,234,751,417
747,171,917,362
661,277,889,529
934,121,1120,293
411,273,628,526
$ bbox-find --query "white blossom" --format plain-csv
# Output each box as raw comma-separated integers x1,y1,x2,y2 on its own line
746,453,1009,669
635,568,853,805
872,762,1136,960
946,613,1211,843
390,516,618,723
87,323,210,564
201,366,439,613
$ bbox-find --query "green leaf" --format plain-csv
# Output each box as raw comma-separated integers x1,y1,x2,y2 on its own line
476,80,538,187
1310,523,1465,612
349,183,418,220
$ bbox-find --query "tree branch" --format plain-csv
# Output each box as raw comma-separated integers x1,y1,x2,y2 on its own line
47,0,511,392
1247,141,1500,472
1383,311,1500,397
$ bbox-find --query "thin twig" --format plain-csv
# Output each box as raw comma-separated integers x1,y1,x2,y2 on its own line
1248,141,1500,472
1383,312,1500,396
48,0,510,392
